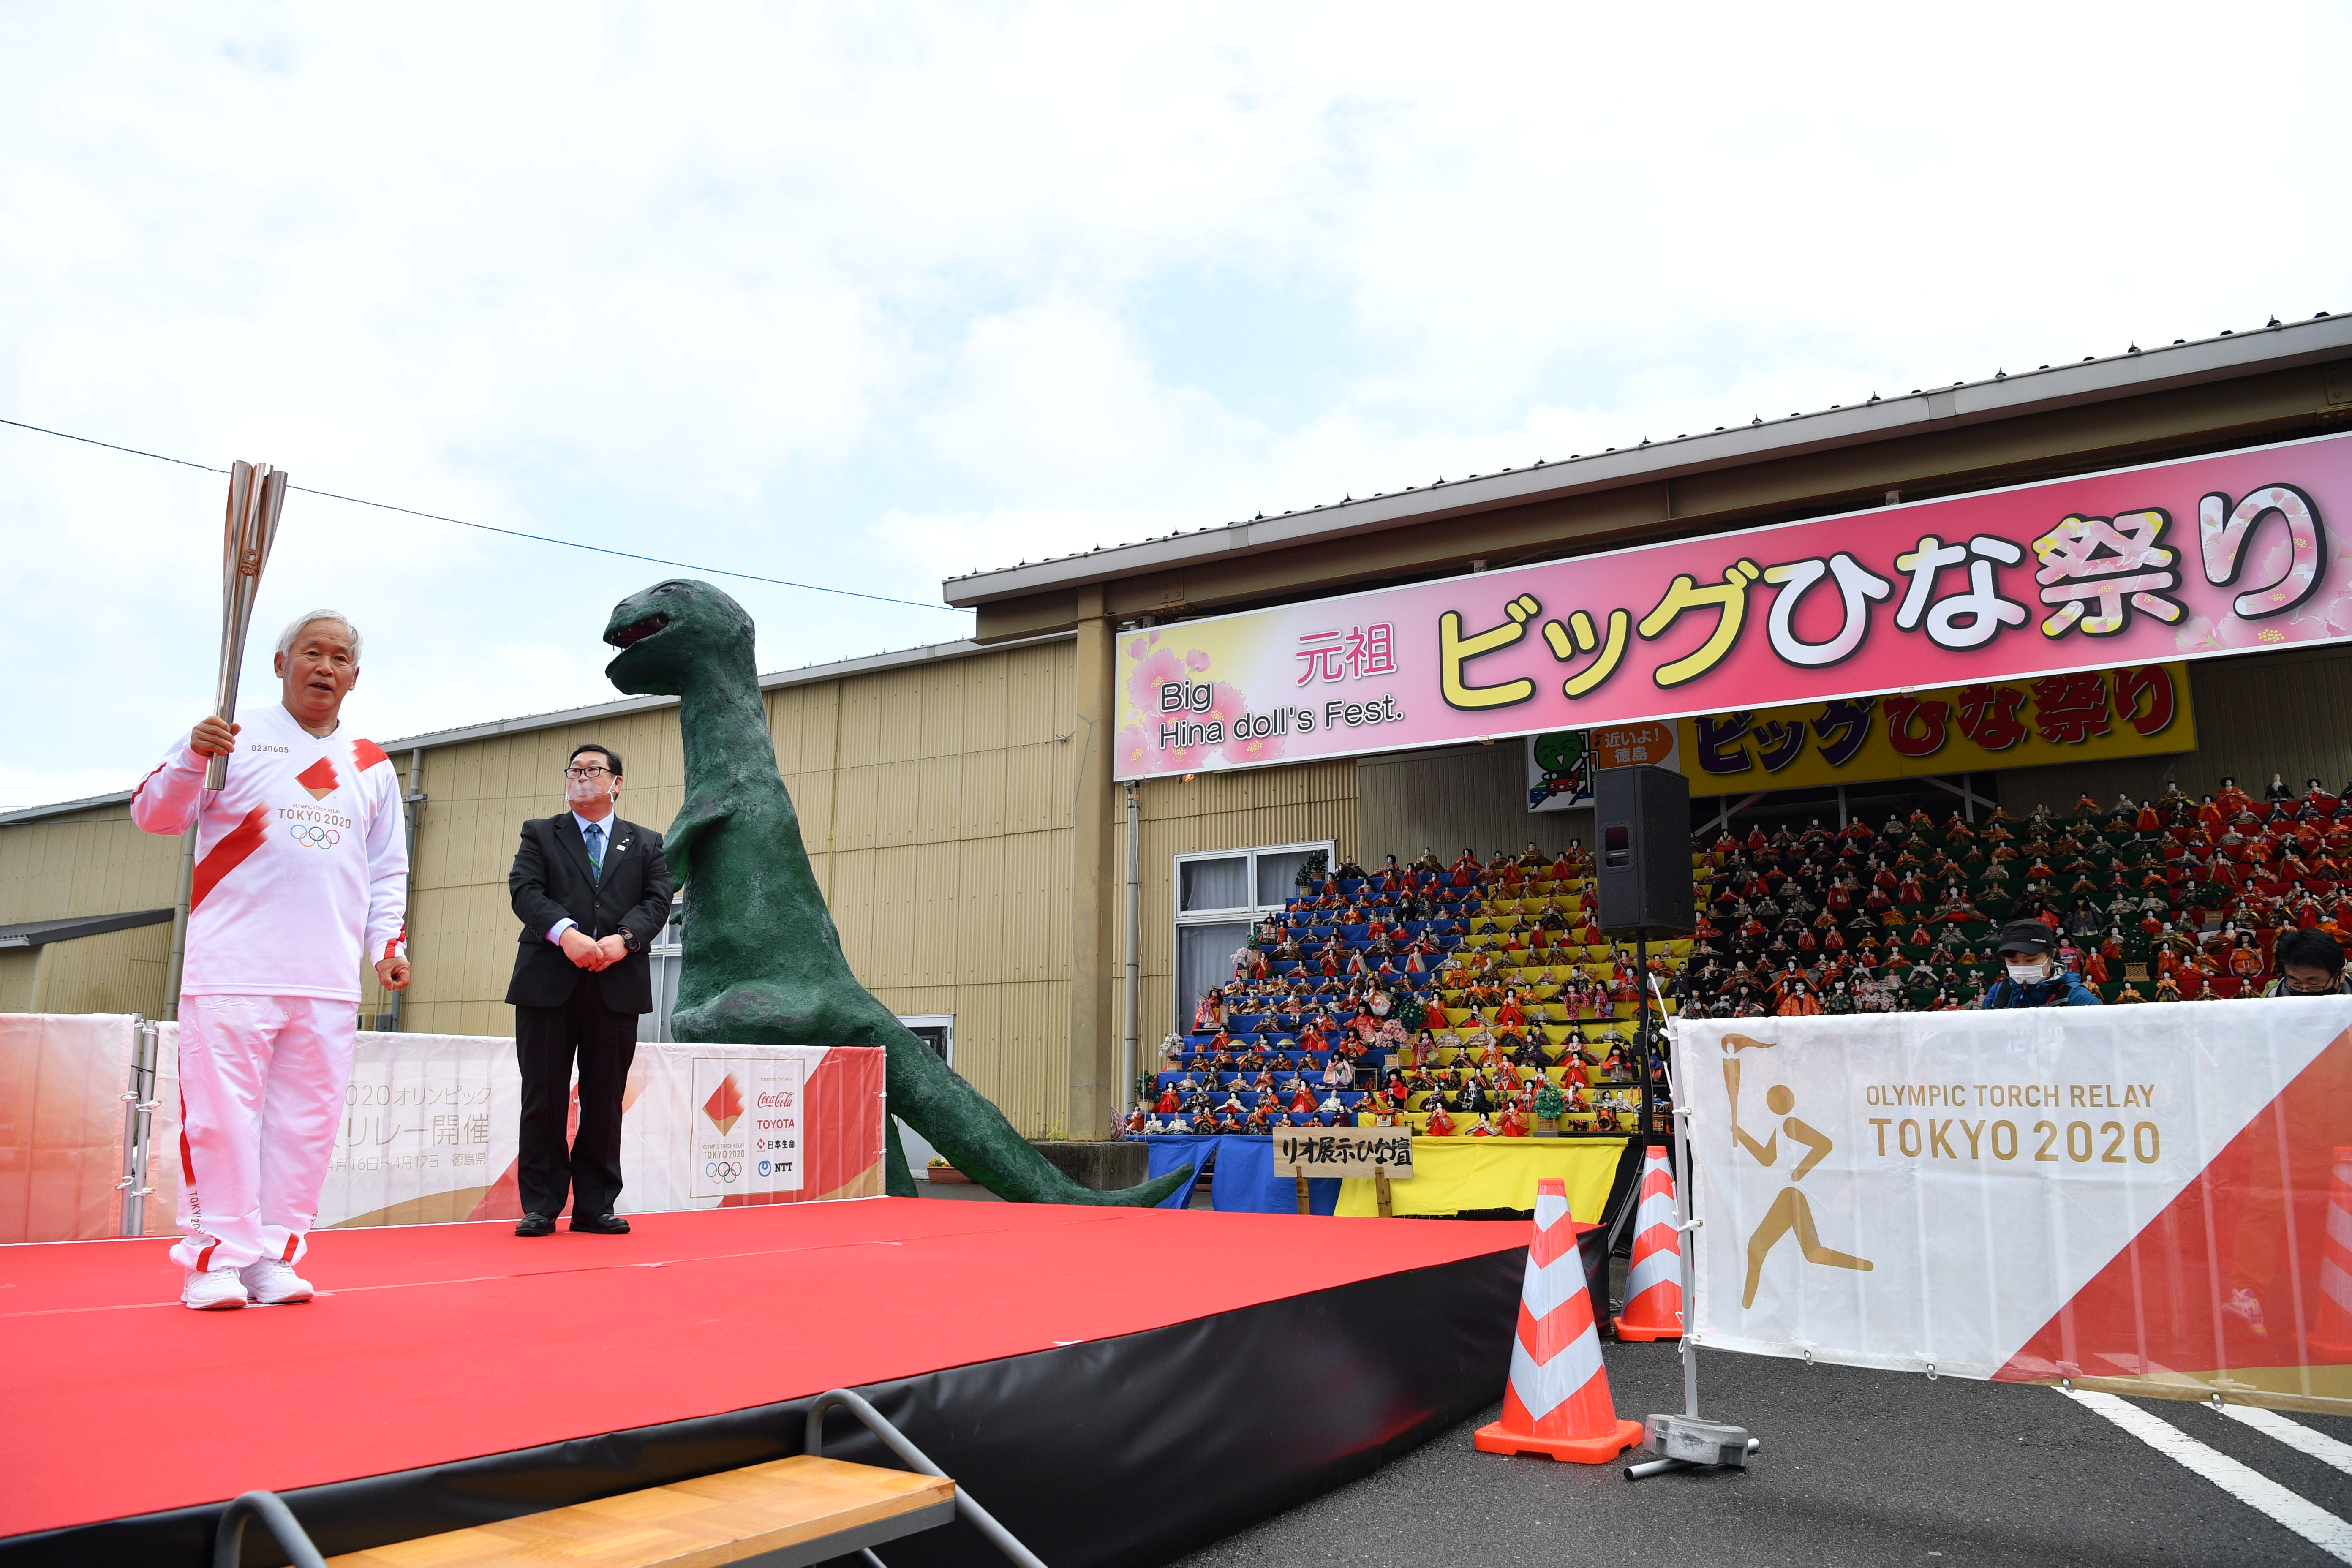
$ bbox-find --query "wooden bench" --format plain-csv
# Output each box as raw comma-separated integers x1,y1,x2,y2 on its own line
327,1455,956,1568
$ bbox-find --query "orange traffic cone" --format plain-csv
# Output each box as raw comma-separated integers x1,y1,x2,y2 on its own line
1612,1145,1684,1342
2317,1145,2352,1358
1475,1176,1646,1463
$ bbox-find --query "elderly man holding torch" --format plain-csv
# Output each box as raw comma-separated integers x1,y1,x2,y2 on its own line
132,611,412,1309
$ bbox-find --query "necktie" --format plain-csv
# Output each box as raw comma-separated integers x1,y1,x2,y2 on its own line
585,821,605,880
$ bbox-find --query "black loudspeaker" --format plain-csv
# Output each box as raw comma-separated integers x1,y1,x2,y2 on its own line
1595,765,1694,936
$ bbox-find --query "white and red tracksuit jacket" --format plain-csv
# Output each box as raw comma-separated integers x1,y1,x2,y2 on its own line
131,704,408,998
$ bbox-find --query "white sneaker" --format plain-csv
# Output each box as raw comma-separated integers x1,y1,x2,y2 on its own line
239,1258,315,1305
182,1266,250,1310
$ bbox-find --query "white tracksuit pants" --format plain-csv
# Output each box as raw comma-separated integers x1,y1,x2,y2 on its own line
172,995,356,1272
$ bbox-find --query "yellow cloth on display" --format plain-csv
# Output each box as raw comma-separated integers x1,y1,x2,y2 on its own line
1334,1136,1626,1219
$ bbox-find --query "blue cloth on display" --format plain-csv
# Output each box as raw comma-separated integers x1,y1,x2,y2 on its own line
1144,1135,1339,1215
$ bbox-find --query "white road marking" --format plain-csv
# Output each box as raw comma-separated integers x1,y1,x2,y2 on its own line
2219,1404,2352,1479
2060,1389,2352,1564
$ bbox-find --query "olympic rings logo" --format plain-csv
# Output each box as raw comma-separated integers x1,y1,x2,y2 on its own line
289,824,342,849
705,1160,741,1184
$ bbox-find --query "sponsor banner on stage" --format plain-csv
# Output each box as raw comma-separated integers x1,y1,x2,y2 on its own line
684,1053,807,1198
1676,1002,2352,1414
86,1027,884,1240
1115,431,2352,780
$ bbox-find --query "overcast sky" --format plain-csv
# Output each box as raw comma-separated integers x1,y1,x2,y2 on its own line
4,3,2346,810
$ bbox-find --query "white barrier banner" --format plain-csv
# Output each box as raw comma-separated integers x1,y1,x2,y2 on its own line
1678,999,2352,1413
0,1013,141,1244
140,1028,885,1232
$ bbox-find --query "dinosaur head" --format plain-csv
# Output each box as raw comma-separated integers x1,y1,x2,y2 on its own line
603,579,755,695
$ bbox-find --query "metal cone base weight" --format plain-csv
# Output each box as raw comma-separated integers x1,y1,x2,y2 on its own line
1474,1176,1644,1465
1474,1413,1646,1463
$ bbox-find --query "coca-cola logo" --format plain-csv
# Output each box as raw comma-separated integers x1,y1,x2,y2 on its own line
756,1090,796,1108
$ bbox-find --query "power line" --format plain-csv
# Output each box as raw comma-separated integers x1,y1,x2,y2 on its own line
0,415,968,614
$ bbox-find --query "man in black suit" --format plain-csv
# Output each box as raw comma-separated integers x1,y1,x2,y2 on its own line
504,743,672,1236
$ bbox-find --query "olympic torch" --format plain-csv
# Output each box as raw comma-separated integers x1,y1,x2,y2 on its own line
204,462,290,791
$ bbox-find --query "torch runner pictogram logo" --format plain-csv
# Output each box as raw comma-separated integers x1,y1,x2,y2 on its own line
1721,1032,1873,1309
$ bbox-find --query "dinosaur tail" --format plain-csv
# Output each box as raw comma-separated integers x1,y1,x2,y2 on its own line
888,1029,1193,1206
677,982,1190,1206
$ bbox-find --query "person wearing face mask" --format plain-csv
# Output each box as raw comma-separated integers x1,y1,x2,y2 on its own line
2261,928,2352,997
1979,920,2103,1008
504,743,674,1236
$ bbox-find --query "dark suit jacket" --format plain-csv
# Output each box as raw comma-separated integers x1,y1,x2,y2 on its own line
504,814,674,1013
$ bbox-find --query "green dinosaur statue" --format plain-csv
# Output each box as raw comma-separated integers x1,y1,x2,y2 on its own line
602,578,1191,1206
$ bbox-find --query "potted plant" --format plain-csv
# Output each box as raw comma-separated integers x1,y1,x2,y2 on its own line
927,1155,971,1184
1532,1079,1565,1137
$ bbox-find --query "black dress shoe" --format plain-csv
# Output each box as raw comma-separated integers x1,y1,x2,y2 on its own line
570,1212,630,1235
515,1214,556,1237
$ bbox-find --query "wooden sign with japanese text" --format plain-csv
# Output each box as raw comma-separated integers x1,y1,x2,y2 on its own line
1271,1124,1415,1179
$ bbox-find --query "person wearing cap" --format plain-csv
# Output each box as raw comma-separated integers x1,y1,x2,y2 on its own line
2262,928,2352,996
1978,920,2103,1008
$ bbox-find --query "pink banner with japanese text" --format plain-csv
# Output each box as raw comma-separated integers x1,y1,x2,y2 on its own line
1114,432,2352,781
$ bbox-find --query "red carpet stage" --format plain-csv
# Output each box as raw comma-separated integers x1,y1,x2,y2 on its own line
0,1198,1552,1568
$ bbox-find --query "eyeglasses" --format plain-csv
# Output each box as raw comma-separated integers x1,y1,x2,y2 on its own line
564,766,614,781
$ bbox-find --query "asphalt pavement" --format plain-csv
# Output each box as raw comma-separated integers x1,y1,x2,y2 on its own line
921,1181,2352,1564
1169,1334,2352,1568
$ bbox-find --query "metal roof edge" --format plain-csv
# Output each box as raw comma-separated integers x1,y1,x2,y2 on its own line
0,789,139,826
0,634,1076,826
0,907,177,947
942,314,2352,607
372,630,1074,752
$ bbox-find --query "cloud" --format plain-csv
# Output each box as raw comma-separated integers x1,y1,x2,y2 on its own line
2,1,2347,814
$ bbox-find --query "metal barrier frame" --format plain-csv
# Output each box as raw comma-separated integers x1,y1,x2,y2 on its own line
117,1014,161,1237
805,1388,1049,1568
213,1491,327,1568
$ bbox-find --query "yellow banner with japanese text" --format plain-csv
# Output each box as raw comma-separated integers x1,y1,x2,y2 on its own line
1677,662,2195,796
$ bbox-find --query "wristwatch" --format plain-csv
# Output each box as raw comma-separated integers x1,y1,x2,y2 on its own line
620,928,640,953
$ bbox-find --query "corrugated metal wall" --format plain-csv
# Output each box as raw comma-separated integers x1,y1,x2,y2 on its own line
779,642,1080,1136
0,951,31,1013
0,806,182,926
392,640,1082,1135
0,804,183,1016
1356,743,1597,867
397,707,690,1037
1130,759,1359,1045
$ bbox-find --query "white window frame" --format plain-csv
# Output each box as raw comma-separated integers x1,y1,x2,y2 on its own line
1171,840,1333,1029
893,1015,955,1178
640,893,688,1044
896,1014,954,1068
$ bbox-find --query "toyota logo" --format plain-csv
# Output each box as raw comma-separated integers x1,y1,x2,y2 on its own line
289,824,341,849
705,1160,741,1184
